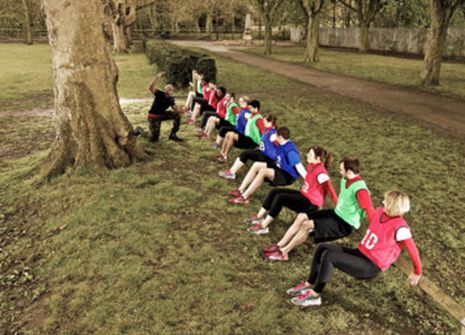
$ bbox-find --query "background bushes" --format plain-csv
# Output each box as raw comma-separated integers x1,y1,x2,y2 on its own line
144,40,217,88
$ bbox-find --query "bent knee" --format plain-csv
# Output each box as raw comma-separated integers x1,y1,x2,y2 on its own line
302,220,314,231
297,213,309,221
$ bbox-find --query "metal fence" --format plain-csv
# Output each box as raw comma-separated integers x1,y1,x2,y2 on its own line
0,28,48,42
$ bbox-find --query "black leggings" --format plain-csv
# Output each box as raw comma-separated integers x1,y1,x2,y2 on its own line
262,189,318,219
195,99,215,114
239,149,272,165
308,244,380,293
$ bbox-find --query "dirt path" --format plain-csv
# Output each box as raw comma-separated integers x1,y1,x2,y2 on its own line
173,40,465,138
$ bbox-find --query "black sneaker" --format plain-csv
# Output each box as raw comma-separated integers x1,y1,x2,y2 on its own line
168,133,183,142
131,126,144,137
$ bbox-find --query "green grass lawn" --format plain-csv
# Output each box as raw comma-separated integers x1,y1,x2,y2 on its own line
244,46,465,99
0,44,158,112
1,44,464,334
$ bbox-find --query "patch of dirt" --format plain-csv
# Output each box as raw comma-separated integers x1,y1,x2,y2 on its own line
0,108,55,118
172,40,465,139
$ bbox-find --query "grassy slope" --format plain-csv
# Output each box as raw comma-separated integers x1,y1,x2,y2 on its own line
244,46,465,99
0,45,464,334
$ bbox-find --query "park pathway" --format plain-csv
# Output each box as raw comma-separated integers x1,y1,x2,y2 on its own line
173,40,465,139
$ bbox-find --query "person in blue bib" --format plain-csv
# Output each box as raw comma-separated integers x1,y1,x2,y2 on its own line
219,114,278,180
212,96,251,149
229,127,307,204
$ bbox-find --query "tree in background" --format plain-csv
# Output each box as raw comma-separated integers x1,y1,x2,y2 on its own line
421,0,465,85
339,0,388,52
0,0,44,43
253,0,289,54
106,0,137,52
301,0,325,63
40,0,148,178
21,0,33,45
377,0,430,27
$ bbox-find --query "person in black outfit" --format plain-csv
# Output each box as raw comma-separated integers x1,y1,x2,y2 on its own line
147,72,183,142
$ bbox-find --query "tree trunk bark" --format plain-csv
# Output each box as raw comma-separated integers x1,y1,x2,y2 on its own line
332,1,336,29
358,24,369,53
258,14,262,39
206,13,213,35
421,1,454,86
112,22,128,52
231,14,235,39
263,15,272,55
195,17,201,33
40,0,148,179
304,13,320,63
22,0,33,45
125,26,132,46
343,4,351,27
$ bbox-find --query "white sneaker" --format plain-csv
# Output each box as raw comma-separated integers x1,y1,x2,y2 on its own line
291,290,321,307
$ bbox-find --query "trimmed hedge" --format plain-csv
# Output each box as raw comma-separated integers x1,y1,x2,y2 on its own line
144,40,217,88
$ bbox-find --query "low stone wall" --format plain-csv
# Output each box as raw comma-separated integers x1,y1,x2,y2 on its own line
290,27,465,58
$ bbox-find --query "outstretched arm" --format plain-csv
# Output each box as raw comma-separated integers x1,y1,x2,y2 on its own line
148,72,165,94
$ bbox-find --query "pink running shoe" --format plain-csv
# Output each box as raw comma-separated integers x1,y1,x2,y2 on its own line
227,189,241,197
263,244,280,254
243,214,262,225
229,195,249,205
286,281,311,296
186,119,195,125
267,251,288,262
216,154,227,163
219,170,236,180
247,223,269,235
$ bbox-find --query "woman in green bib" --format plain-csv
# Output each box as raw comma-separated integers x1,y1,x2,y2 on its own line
263,157,375,262
216,100,264,162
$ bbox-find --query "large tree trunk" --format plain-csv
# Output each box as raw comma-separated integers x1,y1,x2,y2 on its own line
263,14,272,55
21,0,33,45
421,0,457,85
304,13,320,63
358,24,369,53
41,0,148,179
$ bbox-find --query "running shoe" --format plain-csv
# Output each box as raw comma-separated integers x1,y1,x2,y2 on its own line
229,195,249,205
267,251,289,261
243,214,262,225
216,154,227,163
219,170,236,180
291,290,321,307
227,189,242,197
186,119,195,125
247,223,269,235
286,281,312,296
263,244,280,254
